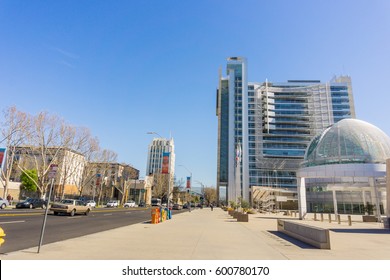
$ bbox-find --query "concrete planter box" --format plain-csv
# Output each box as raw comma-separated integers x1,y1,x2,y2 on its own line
362,215,378,222
237,213,249,222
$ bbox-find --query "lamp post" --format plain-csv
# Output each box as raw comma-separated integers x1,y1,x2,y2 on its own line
147,131,163,138
133,178,137,202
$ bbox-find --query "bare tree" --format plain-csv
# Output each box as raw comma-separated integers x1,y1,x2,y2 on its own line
16,112,73,198
203,187,217,205
56,126,98,199
152,173,170,201
0,106,31,197
113,165,139,205
92,149,118,205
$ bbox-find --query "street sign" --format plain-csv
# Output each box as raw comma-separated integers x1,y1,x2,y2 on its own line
48,164,58,179
96,173,101,186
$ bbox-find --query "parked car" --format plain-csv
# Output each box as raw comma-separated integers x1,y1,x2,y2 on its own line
124,200,136,207
151,198,162,206
172,203,182,210
138,201,146,207
106,200,119,207
0,197,9,209
182,203,188,209
15,198,47,209
86,200,96,208
50,199,91,216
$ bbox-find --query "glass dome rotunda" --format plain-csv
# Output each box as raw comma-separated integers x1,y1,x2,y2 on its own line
304,119,390,167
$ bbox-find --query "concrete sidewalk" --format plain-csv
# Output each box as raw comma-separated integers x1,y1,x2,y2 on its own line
1,208,390,260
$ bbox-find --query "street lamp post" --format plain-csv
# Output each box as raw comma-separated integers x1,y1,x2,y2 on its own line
133,178,137,202
147,131,163,138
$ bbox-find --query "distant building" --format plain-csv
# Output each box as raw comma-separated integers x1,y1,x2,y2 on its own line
83,162,139,204
146,137,175,176
10,146,86,199
146,137,175,201
216,57,355,206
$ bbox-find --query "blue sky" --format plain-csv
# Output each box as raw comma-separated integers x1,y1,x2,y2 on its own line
1,0,390,188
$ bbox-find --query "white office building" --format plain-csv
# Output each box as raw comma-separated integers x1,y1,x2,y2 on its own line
146,137,175,177
216,57,355,206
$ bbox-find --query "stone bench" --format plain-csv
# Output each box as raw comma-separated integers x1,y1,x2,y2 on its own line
277,219,331,249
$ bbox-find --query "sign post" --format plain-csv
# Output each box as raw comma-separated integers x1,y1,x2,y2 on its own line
38,164,57,253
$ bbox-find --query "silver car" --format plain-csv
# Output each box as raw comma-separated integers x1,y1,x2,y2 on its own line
0,197,10,209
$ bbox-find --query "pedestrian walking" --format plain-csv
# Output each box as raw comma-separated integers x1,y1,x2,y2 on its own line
210,203,213,211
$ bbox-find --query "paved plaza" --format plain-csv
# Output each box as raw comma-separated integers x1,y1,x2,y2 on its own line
1,208,390,260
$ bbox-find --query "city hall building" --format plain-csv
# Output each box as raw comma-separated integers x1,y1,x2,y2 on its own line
297,119,390,221
216,57,355,206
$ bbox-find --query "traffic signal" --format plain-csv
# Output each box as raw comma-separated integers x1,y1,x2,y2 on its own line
0,227,5,246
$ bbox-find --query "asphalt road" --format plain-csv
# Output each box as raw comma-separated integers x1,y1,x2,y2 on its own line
0,207,171,254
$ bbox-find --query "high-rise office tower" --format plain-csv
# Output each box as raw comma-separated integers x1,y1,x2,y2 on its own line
146,137,175,176
216,57,355,205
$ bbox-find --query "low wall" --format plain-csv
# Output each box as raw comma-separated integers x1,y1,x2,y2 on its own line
277,219,331,249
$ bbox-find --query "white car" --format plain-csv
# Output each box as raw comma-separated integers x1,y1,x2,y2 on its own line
106,200,119,207
0,197,10,209
86,200,96,208
124,200,136,208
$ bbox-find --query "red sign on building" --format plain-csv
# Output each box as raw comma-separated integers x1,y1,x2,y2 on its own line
162,152,170,174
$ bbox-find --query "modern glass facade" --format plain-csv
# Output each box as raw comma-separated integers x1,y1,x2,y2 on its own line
216,57,355,205
297,119,390,217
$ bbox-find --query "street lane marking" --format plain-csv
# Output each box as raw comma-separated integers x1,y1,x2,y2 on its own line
103,213,113,216
0,213,43,217
0,220,26,224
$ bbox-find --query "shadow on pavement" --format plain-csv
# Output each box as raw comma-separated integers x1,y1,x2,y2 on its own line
330,228,390,234
267,231,317,249
255,216,299,220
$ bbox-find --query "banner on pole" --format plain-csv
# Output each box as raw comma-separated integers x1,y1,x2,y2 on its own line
96,173,101,186
0,148,6,169
48,164,58,179
162,152,170,174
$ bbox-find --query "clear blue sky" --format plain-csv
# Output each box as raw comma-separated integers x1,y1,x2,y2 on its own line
1,0,389,188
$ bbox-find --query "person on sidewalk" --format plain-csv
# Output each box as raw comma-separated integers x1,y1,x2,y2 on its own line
210,203,213,211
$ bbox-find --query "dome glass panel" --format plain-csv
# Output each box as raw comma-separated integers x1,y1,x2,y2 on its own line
304,119,390,166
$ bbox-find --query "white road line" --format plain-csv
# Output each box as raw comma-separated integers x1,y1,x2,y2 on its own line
103,213,113,216
0,220,26,224
125,212,132,214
